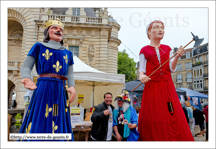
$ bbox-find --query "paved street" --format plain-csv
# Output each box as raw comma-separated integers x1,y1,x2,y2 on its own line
194,125,207,141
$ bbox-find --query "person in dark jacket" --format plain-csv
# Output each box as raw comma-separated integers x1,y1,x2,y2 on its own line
90,92,114,141
192,106,205,136
180,101,189,123
203,103,208,141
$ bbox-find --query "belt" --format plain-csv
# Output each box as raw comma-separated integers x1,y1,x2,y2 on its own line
39,73,68,81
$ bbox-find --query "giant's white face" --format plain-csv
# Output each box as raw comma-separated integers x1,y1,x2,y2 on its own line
148,22,164,40
48,25,63,42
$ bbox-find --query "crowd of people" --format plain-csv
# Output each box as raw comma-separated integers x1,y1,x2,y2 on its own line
89,91,208,141
18,18,208,141
90,91,139,141
180,100,208,141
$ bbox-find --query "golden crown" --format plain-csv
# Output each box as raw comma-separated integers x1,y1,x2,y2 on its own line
44,18,64,28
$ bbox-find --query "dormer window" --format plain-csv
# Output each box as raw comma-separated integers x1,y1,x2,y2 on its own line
73,8,80,16
186,52,190,59
197,48,200,54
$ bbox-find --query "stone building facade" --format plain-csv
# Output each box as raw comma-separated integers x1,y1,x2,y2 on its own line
171,47,193,89
8,8,121,109
191,43,208,94
171,43,208,96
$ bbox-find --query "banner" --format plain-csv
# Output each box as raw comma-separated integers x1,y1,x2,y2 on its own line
70,107,84,124
78,94,84,104
192,97,198,105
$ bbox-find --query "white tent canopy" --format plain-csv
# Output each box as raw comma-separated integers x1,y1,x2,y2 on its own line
32,56,125,108
73,56,125,84
73,56,125,108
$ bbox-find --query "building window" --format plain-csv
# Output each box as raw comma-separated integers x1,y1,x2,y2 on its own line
186,72,192,80
196,57,198,63
178,64,182,71
200,68,203,76
189,62,192,69
199,57,202,62
197,69,199,76
186,63,188,70
69,46,79,57
194,81,196,89
187,83,192,89
200,80,203,89
73,8,80,16
193,80,204,89
177,74,182,81
186,52,190,59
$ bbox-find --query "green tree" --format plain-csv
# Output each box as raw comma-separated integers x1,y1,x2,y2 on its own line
118,50,137,82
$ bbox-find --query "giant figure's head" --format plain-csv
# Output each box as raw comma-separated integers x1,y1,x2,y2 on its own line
146,20,165,40
43,18,64,45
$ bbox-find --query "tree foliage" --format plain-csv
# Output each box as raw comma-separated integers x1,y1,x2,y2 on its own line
118,50,137,82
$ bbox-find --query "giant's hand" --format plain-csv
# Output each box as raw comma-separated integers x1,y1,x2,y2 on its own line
176,46,184,58
21,78,37,90
139,74,151,84
67,86,76,103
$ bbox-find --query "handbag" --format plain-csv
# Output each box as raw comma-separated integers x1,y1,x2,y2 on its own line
167,101,174,115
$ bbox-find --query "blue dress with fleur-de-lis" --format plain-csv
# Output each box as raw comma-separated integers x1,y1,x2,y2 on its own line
19,42,74,141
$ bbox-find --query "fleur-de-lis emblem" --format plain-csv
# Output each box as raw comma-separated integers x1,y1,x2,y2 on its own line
42,49,53,60
63,55,68,64
52,121,58,133
45,104,52,118
26,122,32,134
65,108,68,113
53,61,62,73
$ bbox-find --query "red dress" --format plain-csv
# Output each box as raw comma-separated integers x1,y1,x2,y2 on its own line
138,45,194,141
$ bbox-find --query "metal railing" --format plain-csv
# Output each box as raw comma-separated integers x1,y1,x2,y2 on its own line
192,60,208,67
192,62,201,67
176,79,183,83
186,78,193,82
202,60,208,65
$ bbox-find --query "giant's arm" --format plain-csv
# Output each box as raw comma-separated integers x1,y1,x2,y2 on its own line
139,54,150,83
66,65,75,87
20,56,37,89
21,56,35,79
